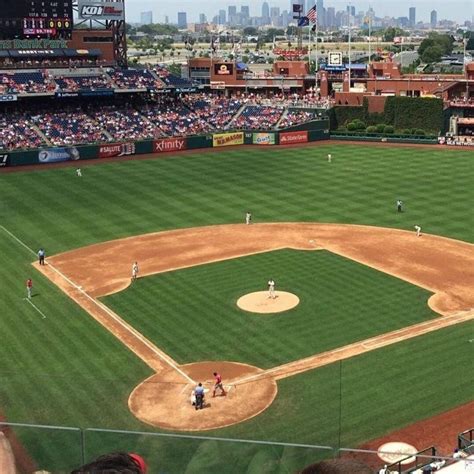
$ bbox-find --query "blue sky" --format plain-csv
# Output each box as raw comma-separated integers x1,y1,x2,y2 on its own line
124,0,473,24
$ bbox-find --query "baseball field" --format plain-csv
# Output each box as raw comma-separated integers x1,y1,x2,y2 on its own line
0,142,473,473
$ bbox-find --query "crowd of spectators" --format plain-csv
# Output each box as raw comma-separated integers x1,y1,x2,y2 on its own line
232,105,284,130
89,104,156,141
279,110,316,128
54,74,112,92
181,93,242,131
0,71,54,94
141,97,213,136
34,108,109,146
0,90,329,150
109,69,164,90
0,112,44,150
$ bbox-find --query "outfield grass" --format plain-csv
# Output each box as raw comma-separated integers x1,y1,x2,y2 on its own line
104,249,436,368
0,144,473,471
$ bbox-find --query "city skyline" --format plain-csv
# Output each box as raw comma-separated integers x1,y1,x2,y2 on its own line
125,0,473,24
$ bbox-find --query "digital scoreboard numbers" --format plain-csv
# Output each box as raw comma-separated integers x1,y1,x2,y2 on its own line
0,0,73,37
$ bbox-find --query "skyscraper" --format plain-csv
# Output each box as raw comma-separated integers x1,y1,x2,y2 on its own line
262,2,270,21
140,11,153,25
199,13,207,24
218,9,226,25
177,12,187,29
430,10,437,28
326,6,335,27
241,6,250,19
409,7,416,27
316,0,324,26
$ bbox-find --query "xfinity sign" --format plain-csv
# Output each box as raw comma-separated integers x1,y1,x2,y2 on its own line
78,1,125,20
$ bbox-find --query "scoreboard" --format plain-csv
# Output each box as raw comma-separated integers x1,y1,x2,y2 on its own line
0,0,73,38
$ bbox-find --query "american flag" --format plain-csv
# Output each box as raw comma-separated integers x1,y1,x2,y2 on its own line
306,5,317,23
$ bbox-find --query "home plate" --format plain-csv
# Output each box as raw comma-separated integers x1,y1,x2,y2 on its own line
378,442,418,464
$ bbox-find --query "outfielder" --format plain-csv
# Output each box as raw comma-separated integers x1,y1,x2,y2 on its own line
327,153,332,163
76,168,82,177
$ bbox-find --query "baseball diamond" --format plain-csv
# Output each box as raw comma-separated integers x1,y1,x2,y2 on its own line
1,142,473,472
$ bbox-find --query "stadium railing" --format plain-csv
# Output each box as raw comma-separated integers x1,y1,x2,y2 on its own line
1,422,467,473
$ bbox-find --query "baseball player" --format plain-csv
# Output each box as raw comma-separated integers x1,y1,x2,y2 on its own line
212,372,226,397
193,382,205,410
76,168,82,177
414,225,422,237
26,278,33,299
245,211,252,225
397,199,403,212
131,262,139,281
327,153,332,163
268,279,276,299
38,248,45,266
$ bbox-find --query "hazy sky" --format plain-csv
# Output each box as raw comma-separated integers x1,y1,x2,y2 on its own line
124,0,473,24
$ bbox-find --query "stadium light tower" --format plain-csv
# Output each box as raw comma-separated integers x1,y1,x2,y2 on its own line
72,0,128,67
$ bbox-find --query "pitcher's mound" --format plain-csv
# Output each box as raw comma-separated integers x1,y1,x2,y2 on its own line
237,291,300,314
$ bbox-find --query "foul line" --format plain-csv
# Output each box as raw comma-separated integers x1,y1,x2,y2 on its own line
1,224,194,385
24,298,47,319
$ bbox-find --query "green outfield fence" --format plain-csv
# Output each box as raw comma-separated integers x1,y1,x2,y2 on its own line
0,121,330,168
1,422,469,474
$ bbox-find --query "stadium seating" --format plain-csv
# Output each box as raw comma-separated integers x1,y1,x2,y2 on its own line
0,71,52,94
54,74,112,92
89,105,156,141
34,109,109,146
109,69,164,90
279,110,317,128
232,105,284,130
0,112,44,150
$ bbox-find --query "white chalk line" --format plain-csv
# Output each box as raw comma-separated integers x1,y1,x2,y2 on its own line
1,224,194,385
24,298,47,319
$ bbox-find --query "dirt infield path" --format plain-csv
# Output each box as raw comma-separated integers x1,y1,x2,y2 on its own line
34,223,474,430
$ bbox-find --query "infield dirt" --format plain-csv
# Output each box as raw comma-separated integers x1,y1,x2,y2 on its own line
33,223,474,430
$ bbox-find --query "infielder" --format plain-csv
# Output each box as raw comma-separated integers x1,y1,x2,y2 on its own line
268,279,276,299
131,262,139,281
245,211,252,225
414,225,422,237
212,372,226,397
26,278,33,299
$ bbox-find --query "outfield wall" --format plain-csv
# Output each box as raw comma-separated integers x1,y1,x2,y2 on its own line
0,124,330,167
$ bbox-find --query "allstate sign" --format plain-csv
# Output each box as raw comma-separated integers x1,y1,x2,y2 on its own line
78,0,125,20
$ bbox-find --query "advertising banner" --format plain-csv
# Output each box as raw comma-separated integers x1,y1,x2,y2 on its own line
0,94,17,102
78,0,125,20
154,138,186,153
38,147,80,163
213,132,244,148
99,143,135,158
279,131,308,145
214,63,233,75
253,133,276,145
439,137,474,147
0,153,10,167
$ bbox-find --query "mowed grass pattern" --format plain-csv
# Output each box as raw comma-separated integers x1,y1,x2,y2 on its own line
0,143,473,468
104,249,436,368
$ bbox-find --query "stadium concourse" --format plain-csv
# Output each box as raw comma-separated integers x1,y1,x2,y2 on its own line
0,67,330,151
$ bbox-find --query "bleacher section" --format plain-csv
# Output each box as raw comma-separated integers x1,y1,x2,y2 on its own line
54,74,112,92
0,71,52,94
0,112,45,150
109,68,164,90
233,105,284,130
34,109,109,146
